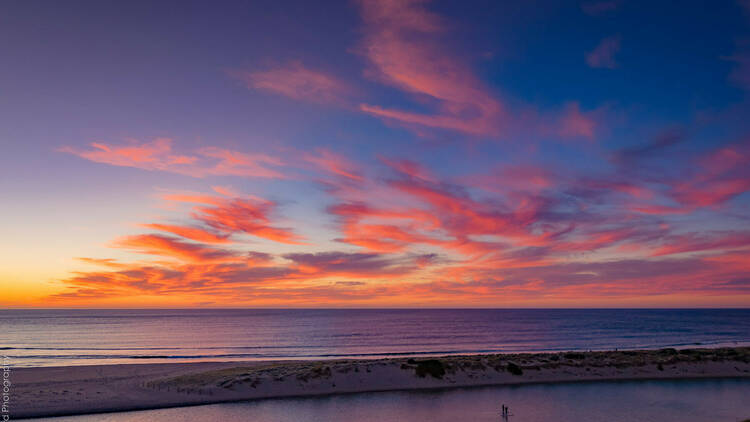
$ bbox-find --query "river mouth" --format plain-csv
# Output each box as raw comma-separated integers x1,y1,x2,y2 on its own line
30,378,750,422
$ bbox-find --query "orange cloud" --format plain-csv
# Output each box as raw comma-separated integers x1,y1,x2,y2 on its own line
54,245,750,306
331,202,443,252
141,223,231,244
50,146,750,306
194,198,304,245
113,234,238,263
161,191,304,245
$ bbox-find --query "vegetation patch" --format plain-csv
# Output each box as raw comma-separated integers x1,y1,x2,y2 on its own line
564,353,586,360
413,359,446,379
507,362,523,375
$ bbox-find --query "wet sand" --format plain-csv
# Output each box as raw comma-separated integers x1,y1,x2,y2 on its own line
11,347,750,419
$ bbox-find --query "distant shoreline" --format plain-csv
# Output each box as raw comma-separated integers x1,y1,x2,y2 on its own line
11,347,750,419
10,340,750,369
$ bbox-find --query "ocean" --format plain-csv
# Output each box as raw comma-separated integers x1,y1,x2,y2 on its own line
2,308,749,367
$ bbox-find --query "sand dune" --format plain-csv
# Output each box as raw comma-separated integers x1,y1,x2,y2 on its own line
11,347,750,419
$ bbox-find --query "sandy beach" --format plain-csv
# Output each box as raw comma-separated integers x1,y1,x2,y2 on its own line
10,347,750,419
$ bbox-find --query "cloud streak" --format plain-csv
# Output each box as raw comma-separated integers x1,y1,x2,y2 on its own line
163,192,305,245
62,138,287,179
356,0,507,136
231,61,350,105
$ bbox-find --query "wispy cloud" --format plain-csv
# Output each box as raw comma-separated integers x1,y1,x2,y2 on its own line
356,0,507,136
651,231,750,256
586,35,621,69
354,0,606,141
61,138,287,179
284,251,431,277
140,223,231,244
59,138,197,172
670,142,750,207
557,102,598,139
303,149,363,181
163,191,305,245
113,234,238,263
230,61,350,105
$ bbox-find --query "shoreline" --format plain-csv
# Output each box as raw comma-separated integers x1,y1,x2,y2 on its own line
11,339,750,369
12,347,750,419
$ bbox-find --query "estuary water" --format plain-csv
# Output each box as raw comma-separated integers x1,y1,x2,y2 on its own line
31,378,750,422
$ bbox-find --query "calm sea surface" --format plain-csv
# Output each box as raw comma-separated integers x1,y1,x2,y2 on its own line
2,308,749,367
31,379,750,422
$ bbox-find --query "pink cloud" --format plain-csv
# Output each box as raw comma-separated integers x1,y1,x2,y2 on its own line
356,0,507,136
380,158,438,182
624,141,750,216
330,201,443,252
230,61,349,105
586,36,621,69
355,0,606,141
466,164,556,194
61,138,287,179
671,142,750,208
59,138,197,171
195,147,286,178
673,179,750,208
628,204,691,215
651,231,750,257
558,102,597,139
304,149,363,181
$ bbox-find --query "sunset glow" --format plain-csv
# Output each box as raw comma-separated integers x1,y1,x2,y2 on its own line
2,0,750,307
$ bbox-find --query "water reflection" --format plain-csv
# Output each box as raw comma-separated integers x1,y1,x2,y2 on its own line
33,378,750,422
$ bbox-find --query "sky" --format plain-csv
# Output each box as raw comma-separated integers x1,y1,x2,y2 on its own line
1,0,749,307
